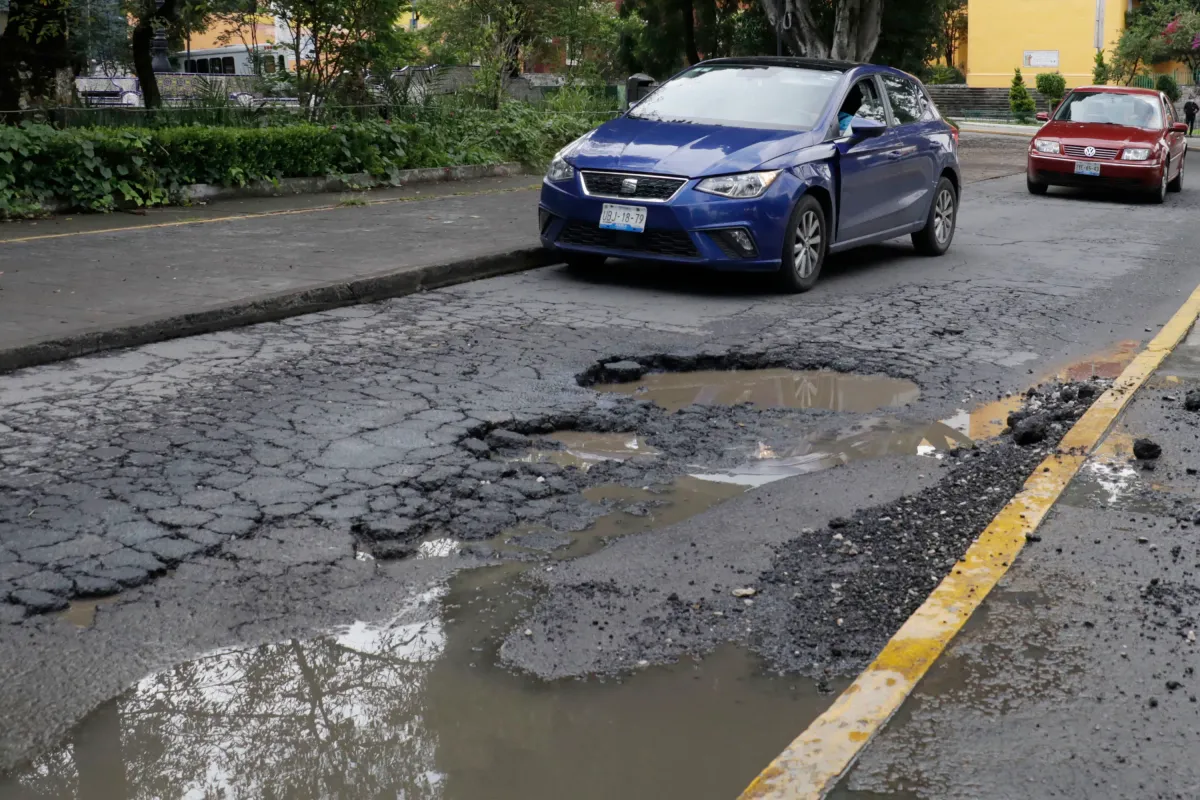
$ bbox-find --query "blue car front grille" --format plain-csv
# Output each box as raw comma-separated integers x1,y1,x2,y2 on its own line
558,221,699,258
581,172,687,201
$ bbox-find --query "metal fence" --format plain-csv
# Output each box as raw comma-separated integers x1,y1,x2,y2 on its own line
1130,67,1199,89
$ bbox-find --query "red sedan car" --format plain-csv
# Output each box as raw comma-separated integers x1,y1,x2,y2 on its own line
1027,85,1187,203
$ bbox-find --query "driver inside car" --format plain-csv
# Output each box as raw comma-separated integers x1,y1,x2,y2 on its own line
838,84,864,136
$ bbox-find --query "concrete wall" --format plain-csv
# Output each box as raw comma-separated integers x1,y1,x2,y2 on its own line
966,0,1125,88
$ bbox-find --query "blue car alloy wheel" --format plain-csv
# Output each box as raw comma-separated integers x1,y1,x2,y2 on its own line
539,56,962,293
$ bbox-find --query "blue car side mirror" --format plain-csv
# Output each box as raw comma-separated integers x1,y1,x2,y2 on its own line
849,118,887,139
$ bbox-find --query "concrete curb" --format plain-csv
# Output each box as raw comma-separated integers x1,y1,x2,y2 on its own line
0,246,556,375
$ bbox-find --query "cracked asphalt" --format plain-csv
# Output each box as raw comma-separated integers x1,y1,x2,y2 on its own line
4,134,1200,796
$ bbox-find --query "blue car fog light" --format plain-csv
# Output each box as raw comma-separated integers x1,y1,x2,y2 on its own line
710,227,759,258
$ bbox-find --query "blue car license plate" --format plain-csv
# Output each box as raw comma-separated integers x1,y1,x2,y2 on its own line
599,204,647,233
1074,161,1102,177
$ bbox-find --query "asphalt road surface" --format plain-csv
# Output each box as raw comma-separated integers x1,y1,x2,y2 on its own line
3,134,1200,799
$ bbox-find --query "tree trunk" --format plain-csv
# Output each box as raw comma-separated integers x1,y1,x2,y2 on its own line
829,0,858,60
764,0,883,62
854,0,882,62
131,18,162,108
680,0,701,65
761,0,829,58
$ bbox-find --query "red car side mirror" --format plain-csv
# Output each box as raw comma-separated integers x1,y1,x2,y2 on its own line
1035,112,1049,122
1172,121,1189,133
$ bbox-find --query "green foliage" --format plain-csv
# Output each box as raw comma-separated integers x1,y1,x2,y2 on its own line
1157,72,1183,102
260,0,412,108
872,0,945,77
1093,50,1110,85
0,107,604,218
542,83,619,114
1035,71,1067,109
617,0,771,80
926,64,966,85
1009,68,1036,122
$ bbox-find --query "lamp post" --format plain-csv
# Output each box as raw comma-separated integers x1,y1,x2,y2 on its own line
151,0,171,72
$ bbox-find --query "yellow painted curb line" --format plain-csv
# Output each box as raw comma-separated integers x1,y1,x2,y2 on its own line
739,283,1200,800
0,183,540,245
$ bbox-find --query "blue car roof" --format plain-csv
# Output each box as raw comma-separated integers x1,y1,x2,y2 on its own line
692,57,915,83
697,56,860,73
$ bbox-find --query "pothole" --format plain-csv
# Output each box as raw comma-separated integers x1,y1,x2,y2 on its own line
4,573,840,800
693,417,974,488
58,597,117,629
592,368,920,414
513,431,659,470
492,476,746,561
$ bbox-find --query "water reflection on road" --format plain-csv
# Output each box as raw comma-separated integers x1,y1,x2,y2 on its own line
3,573,836,800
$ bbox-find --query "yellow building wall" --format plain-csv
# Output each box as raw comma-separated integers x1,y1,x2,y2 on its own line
187,19,275,51
966,0,1125,88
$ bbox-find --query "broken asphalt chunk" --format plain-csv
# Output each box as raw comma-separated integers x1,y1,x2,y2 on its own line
1133,438,1163,460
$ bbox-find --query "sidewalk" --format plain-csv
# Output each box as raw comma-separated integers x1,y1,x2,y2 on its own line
0,175,548,372
834,326,1200,798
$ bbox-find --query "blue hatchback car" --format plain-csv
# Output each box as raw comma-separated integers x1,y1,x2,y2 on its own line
538,57,961,292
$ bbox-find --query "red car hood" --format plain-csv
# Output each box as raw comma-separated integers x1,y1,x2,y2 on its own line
1040,121,1162,147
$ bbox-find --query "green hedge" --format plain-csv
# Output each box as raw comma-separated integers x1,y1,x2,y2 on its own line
0,106,603,217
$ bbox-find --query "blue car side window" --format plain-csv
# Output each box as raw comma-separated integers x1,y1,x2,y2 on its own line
836,78,888,137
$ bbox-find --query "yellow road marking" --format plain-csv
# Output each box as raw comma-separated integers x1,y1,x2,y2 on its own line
739,283,1200,800
0,183,540,245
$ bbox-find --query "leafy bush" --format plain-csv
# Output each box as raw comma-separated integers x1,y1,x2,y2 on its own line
0,106,605,217
1034,72,1067,112
1157,73,1183,102
927,65,966,85
1093,50,1110,85
1009,68,1036,122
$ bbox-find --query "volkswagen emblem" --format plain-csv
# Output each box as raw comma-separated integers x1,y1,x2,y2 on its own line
1084,146,1096,157
620,178,638,195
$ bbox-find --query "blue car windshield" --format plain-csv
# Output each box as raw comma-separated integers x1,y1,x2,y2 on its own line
628,64,842,130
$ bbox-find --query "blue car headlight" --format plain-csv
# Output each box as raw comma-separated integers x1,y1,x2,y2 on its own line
695,170,781,199
546,155,575,183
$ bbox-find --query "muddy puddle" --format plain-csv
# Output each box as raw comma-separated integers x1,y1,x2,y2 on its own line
1059,428,1177,515
594,368,920,413
696,417,974,487
500,476,746,560
1,566,840,800
513,430,658,470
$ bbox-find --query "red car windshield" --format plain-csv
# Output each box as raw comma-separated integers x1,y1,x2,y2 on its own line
1053,91,1164,130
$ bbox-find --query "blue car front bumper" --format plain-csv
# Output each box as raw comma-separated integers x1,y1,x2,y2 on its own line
538,171,802,272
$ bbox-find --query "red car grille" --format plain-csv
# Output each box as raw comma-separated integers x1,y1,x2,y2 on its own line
1063,144,1119,160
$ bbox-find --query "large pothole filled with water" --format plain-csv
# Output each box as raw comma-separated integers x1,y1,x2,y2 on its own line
0,566,843,800
0,356,1110,799
592,367,921,413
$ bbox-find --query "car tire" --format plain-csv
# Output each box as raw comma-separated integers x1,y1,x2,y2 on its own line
563,253,607,273
1169,155,1185,192
776,194,827,293
912,177,958,256
1027,178,1048,195
1149,159,1169,204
